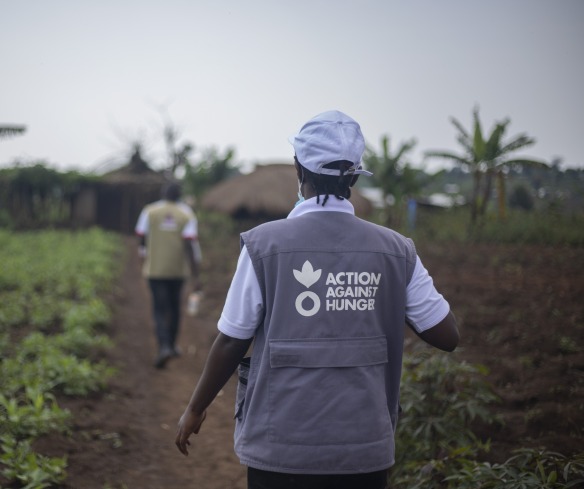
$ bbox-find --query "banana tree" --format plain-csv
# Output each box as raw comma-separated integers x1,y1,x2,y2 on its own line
426,107,547,223
363,134,419,227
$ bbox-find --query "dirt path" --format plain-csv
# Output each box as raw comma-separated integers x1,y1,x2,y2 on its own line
57,237,246,489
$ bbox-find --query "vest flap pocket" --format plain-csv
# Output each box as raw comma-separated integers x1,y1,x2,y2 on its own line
269,336,387,368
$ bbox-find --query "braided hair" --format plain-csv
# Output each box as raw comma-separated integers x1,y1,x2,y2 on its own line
295,156,357,207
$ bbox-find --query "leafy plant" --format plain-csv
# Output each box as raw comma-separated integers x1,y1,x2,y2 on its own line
399,351,499,450
1,352,115,397
0,291,28,328
0,229,120,488
390,350,499,488
62,299,111,331
0,435,67,489
0,388,70,439
390,351,584,488
444,448,584,488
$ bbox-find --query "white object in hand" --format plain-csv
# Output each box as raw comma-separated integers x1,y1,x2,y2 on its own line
188,292,202,316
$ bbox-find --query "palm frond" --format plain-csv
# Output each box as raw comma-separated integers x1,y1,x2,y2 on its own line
393,139,417,162
485,120,509,160
500,134,536,153
381,135,390,160
0,125,26,140
449,116,471,144
456,134,473,155
472,109,486,160
424,150,471,167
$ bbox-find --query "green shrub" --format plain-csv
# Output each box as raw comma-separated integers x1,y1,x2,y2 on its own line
398,351,499,452
444,448,584,488
0,388,70,439
62,299,111,331
55,326,113,356
1,350,115,397
0,435,67,489
390,350,499,488
390,351,584,488
0,292,27,329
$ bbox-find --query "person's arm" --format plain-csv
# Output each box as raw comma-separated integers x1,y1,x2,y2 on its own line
181,209,201,292
135,209,148,267
412,310,459,352
183,239,201,291
175,332,252,456
134,235,145,270
406,255,459,352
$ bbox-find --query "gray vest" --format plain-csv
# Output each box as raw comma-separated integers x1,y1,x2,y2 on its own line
235,211,416,474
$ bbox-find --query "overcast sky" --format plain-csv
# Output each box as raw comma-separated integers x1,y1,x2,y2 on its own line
1,0,583,174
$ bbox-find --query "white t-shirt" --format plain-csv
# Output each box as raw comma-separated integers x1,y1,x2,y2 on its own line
218,197,450,340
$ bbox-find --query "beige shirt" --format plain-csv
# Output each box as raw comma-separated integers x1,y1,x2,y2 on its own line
135,200,198,279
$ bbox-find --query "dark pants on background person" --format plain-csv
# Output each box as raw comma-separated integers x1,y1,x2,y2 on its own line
148,278,183,366
247,467,388,489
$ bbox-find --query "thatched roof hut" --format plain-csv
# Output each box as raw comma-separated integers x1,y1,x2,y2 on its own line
102,148,167,185
72,149,170,233
96,150,169,233
201,163,373,220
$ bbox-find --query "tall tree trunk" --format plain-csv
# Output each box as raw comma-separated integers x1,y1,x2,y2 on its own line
479,170,494,217
470,170,482,224
497,170,507,220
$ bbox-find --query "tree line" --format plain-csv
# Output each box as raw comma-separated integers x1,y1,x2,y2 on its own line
2,107,582,231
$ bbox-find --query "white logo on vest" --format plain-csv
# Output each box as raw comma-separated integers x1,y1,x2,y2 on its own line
293,260,381,316
293,260,321,317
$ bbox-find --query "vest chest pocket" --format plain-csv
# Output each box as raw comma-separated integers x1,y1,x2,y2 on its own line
267,336,391,446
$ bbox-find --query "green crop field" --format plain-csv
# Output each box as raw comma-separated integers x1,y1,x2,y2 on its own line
0,228,121,489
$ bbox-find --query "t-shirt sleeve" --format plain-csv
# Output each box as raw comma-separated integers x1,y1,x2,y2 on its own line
406,256,450,333
135,208,149,236
179,204,198,240
217,246,264,340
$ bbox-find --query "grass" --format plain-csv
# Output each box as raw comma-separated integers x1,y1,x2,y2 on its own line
375,206,584,247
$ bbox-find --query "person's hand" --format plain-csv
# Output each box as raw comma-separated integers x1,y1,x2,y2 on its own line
175,409,207,456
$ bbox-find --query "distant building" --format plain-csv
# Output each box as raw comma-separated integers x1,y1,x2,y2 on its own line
202,163,373,220
73,149,169,233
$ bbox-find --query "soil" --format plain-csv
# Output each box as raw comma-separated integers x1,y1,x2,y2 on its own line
33,231,584,489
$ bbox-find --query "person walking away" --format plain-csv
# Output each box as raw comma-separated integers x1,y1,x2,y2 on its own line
175,110,459,488
135,182,201,369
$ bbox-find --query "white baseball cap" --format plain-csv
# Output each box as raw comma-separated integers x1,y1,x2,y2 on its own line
288,110,373,177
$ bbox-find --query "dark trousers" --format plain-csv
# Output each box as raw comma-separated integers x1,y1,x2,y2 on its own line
247,467,388,489
148,278,183,352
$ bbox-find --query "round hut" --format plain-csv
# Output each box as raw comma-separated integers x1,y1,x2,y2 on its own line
201,163,373,221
